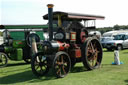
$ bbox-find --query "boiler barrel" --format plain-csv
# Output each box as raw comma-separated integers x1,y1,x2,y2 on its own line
42,41,70,53
51,41,70,51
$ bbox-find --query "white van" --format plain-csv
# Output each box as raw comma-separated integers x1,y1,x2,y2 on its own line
103,30,128,37
102,31,119,37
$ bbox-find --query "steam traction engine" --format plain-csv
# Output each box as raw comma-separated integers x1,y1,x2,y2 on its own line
31,4,105,78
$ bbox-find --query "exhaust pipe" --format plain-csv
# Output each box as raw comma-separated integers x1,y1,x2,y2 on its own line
47,4,54,41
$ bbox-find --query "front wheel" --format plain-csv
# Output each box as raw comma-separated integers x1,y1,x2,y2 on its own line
53,51,71,78
82,37,103,70
31,52,49,77
0,52,8,68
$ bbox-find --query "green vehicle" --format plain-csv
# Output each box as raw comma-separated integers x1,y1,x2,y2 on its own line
0,24,56,67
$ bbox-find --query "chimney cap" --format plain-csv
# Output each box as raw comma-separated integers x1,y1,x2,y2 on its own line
47,4,54,8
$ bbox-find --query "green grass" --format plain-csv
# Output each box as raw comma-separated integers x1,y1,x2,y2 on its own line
0,49,128,85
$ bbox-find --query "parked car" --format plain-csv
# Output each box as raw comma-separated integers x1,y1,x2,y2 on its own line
104,33,128,50
100,37,114,48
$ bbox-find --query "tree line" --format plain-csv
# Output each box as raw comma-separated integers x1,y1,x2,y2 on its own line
97,25,128,34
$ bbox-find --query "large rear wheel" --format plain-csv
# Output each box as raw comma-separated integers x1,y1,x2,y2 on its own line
82,37,103,70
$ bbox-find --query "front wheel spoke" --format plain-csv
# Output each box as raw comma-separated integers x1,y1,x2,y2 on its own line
56,66,61,75
55,64,58,69
62,65,66,75
36,56,40,62
61,55,64,63
43,61,47,67
43,63,48,69
63,60,67,64
44,64,47,69
35,65,40,70
56,61,61,66
88,60,92,66
40,66,43,73
35,61,39,65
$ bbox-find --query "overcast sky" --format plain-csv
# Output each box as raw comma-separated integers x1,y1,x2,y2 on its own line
1,0,128,27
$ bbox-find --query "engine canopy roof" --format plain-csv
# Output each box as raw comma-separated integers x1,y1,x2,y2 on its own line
43,11,105,21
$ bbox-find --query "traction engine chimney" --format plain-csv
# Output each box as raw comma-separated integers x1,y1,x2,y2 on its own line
47,4,54,41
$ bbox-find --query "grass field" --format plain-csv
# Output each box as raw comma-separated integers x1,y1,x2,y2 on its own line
0,49,128,85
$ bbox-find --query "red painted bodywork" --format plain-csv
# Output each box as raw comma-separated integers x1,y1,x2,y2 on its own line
57,41,70,51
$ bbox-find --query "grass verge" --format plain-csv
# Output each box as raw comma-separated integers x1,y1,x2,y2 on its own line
0,49,128,85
